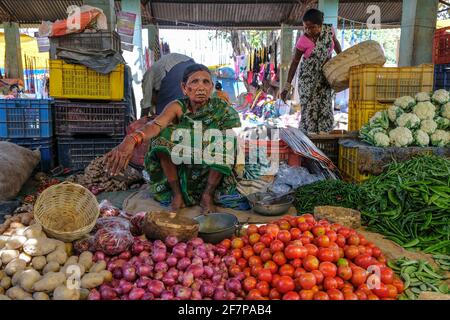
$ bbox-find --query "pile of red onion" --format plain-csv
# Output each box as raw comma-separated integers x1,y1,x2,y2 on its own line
88,236,244,300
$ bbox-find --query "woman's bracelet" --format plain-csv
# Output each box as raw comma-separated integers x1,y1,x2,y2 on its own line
129,130,145,146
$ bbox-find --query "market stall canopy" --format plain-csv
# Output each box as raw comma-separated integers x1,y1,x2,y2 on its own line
0,33,49,69
0,0,403,28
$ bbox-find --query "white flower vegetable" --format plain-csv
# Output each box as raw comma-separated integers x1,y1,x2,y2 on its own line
373,132,390,147
435,116,450,130
389,127,414,147
413,130,430,147
420,119,437,135
441,102,450,119
369,111,390,129
387,105,404,122
432,89,450,105
413,101,436,120
415,92,431,102
430,129,450,147
396,113,421,130
394,96,416,111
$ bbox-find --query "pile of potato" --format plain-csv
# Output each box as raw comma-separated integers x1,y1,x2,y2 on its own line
0,224,111,300
0,212,34,235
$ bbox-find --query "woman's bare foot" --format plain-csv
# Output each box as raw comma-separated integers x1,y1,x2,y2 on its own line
200,193,216,214
171,194,186,212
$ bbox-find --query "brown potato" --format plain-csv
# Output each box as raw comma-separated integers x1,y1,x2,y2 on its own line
19,269,42,292
23,238,56,256
0,276,11,289
32,272,66,292
31,256,47,270
80,273,104,289
0,249,20,264
5,235,27,250
78,251,93,270
5,258,27,276
89,261,106,273
33,292,50,300
53,285,80,300
6,286,32,300
42,261,60,274
46,249,68,265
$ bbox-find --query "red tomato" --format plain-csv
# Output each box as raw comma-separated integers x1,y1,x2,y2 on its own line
319,262,337,278
253,242,266,254
296,216,306,224
312,226,326,237
299,289,314,300
316,235,331,248
248,255,262,267
282,291,300,300
220,239,231,249
269,288,281,300
231,248,242,260
386,284,398,299
291,258,303,269
256,281,270,297
355,289,368,300
354,254,376,269
251,264,263,277
294,267,306,278
284,244,307,260
271,274,281,288
358,284,372,295
303,231,314,240
258,225,267,235
263,260,278,274
270,240,285,253
246,224,259,235
326,230,338,242
303,255,320,271
266,224,280,238
243,267,251,278
258,268,273,283
344,245,360,259
337,258,349,267
311,270,324,284
298,273,317,290
337,227,351,238
248,233,261,245
372,247,382,258
243,276,257,292
278,220,291,231
301,214,315,224
246,289,262,300
305,244,319,256
351,268,368,287
313,291,330,300
231,238,244,249
290,228,301,240
365,247,373,257
273,252,287,266
344,293,359,300
367,294,379,300
237,258,248,269
341,286,354,295
300,236,311,245
241,235,249,245
347,234,360,246
359,234,368,246
279,264,295,277
260,248,272,262
327,289,344,300
298,222,310,232
380,267,394,285
242,246,254,260
323,277,338,290
372,283,389,299
334,276,344,290
260,235,273,247
275,276,295,294
357,245,367,255
392,278,404,294
318,248,335,262
337,265,353,281
287,216,298,228
336,235,346,248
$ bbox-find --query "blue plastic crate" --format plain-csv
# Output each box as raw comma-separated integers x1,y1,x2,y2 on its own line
434,63,450,90
0,137,56,172
0,99,53,138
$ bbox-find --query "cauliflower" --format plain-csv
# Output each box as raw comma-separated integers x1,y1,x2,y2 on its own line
360,126,387,145
420,119,437,135
394,96,416,111
441,102,450,119
413,101,436,120
415,92,431,102
373,132,390,147
413,130,430,147
432,89,450,105
389,127,413,147
430,130,450,147
369,111,390,129
387,105,404,122
396,113,421,129
435,116,450,130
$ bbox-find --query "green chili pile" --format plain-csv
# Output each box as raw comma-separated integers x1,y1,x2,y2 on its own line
361,155,450,254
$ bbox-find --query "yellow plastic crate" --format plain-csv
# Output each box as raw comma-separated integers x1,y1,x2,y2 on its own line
338,141,370,184
348,100,390,131
349,64,434,102
49,60,124,101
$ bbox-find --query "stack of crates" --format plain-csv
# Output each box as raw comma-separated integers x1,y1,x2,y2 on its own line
49,31,127,171
341,64,434,182
433,26,450,90
0,99,56,172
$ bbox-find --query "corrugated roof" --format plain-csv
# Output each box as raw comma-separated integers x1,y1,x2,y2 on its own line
0,0,403,28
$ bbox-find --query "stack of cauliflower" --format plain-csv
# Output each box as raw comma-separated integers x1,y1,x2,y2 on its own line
359,89,450,147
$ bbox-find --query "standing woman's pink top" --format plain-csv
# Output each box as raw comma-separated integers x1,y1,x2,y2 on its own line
296,27,336,59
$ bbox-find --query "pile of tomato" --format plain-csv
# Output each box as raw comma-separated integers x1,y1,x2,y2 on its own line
219,214,404,300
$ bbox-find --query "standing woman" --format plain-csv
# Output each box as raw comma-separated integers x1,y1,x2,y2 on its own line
281,9,342,133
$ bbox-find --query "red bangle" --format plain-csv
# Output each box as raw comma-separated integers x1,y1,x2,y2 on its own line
129,133,142,146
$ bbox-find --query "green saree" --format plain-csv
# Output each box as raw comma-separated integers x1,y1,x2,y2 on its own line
144,97,242,207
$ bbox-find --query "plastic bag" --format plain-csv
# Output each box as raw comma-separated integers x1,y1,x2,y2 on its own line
99,200,122,217
270,164,324,192
93,217,133,255
73,236,96,254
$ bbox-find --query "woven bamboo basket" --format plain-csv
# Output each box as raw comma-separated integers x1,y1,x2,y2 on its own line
33,181,99,242
143,211,199,242
323,40,386,92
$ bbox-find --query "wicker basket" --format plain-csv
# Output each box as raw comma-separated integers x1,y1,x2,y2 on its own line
33,181,100,242
143,211,199,242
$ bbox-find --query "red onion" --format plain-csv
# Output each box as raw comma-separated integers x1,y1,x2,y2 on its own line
137,264,152,277
166,268,179,280
129,288,145,300
212,256,221,265
213,288,228,300
139,251,151,259
129,256,140,265
165,236,179,248
100,287,117,300
172,243,187,258
227,292,236,300
166,254,178,267
87,289,101,300
121,295,130,300
107,258,127,271
143,241,152,252
176,257,191,271
141,257,154,266
154,262,168,273
110,279,120,288
152,249,167,262
225,278,242,293
153,271,164,280
235,272,245,281
162,275,176,287
123,266,137,282
132,242,145,255
153,240,166,250
191,279,203,291
94,251,105,262
148,280,165,298
119,251,132,260
214,244,227,256
207,250,215,261
161,291,174,300
189,237,204,248
117,280,133,295
186,264,204,278
181,272,194,287
203,266,214,278
191,290,202,300
113,268,123,279
136,277,151,288
142,292,155,300
176,287,192,300
200,283,215,298
212,274,222,284
223,256,236,267
191,256,203,266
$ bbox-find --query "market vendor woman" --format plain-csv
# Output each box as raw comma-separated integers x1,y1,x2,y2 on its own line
281,9,342,133
105,64,242,214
